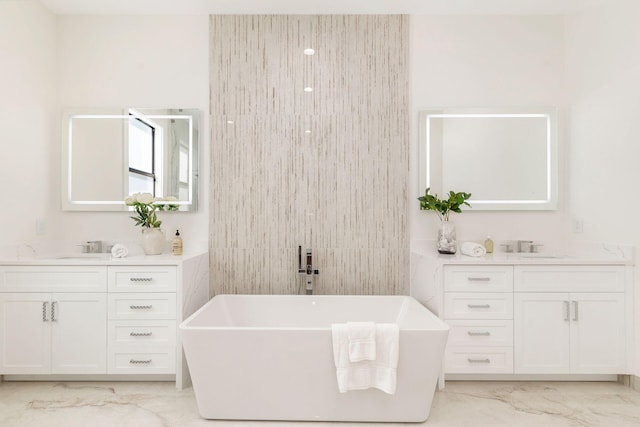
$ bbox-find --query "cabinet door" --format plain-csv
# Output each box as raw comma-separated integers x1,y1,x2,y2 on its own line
0,293,51,374
514,293,570,374
570,293,625,373
51,293,107,374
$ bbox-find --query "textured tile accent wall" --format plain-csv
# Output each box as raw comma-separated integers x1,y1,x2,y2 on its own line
209,15,408,295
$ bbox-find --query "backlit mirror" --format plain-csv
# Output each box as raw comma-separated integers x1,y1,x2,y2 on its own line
61,108,199,211
419,107,558,210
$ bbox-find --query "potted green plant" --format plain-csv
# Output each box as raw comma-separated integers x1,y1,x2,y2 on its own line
418,187,471,254
125,192,178,255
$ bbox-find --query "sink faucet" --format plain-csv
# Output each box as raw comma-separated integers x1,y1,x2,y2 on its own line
517,240,534,253
78,240,103,253
298,246,320,295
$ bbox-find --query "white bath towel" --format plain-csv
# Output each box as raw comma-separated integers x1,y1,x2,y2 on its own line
460,241,486,257
347,321,376,362
331,323,399,394
111,243,129,258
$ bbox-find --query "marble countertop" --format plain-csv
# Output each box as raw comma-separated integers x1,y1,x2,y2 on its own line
0,250,208,266
411,240,634,266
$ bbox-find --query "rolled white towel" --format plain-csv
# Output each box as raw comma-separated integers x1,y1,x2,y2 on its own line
460,242,486,257
111,243,129,258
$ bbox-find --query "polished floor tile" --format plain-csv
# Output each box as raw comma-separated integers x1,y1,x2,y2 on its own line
1,381,639,426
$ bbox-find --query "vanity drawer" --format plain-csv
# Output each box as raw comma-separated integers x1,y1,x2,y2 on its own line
108,348,176,374
514,266,625,292
444,292,513,320
0,266,107,292
446,320,513,347
108,320,176,347
445,346,514,374
108,293,176,320
108,266,177,293
444,265,513,292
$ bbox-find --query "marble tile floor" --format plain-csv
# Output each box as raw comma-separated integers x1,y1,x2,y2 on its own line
1,381,639,427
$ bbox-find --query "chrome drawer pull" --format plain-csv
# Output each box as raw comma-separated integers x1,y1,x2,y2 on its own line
129,359,152,365
51,301,57,322
130,277,153,282
572,301,579,321
563,300,570,321
467,331,491,336
467,277,491,282
42,301,49,322
130,332,153,337
467,358,491,364
129,305,153,310
467,304,491,309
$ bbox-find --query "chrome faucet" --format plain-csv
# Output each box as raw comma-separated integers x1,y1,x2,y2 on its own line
78,240,103,253
298,246,320,295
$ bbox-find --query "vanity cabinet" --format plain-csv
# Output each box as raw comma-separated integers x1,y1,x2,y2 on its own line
107,266,177,375
442,265,514,374
0,253,209,389
514,266,626,374
440,263,629,378
0,266,108,375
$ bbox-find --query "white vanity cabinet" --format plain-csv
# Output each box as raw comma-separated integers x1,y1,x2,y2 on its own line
514,266,626,374
442,265,515,374
107,266,178,374
0,252,209,389
0,266,107,374
438,261,630,379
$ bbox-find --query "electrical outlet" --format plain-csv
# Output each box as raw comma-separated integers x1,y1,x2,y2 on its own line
572,218,584,234
36,218,46,235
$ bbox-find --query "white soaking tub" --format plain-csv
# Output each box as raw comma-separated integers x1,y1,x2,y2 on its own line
180,295,449,422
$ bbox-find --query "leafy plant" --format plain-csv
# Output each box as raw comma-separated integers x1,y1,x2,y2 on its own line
418,187,471,221
125,192,178,228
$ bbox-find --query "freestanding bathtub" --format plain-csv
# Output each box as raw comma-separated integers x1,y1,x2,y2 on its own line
180,295,449,422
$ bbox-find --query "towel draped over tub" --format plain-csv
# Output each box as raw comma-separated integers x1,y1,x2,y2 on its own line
331,322,399,394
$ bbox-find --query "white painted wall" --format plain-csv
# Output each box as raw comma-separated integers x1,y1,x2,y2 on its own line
0,1,56,248
564,0,640,376
0,7,209,252
409,15,568,243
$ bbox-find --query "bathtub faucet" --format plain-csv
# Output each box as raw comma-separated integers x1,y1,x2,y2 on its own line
298,246,320,295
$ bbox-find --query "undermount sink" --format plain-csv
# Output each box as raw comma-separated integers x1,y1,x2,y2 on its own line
515,253,567,259
54,253,112,260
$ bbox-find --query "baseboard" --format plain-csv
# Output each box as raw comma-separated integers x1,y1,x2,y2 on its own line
445,373,618,382
2,374,175,382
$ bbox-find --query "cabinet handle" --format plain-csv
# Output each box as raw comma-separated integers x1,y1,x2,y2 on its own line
130,332,153,337
467,277,491,282
467,304,491,309
51,301,57,322
129,359,152,365
572,301,579,321
563,300,570,321
42,301,49,322
130,277,153,282
467,358,491,364
129,305,153,310
467,331,491,336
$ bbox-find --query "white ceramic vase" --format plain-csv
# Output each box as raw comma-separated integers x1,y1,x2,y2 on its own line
437,221,457,254
141,227,165,255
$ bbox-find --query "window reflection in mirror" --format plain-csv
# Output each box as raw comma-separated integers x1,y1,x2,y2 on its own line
61,108,198,212
419,108,558,211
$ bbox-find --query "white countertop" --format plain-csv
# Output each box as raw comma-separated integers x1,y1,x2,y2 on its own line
0,250,208,266
411,240,634,266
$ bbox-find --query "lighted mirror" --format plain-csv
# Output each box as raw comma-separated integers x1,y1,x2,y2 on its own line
419,108,558,210
61,108,199,211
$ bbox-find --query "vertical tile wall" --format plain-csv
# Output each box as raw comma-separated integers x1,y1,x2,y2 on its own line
209,15,408,295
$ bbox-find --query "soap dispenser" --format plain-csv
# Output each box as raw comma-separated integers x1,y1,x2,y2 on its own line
172,230,183,256
484,235,494,254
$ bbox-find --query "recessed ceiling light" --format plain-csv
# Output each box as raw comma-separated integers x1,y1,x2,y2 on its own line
304,87,313,92
303,48,315,56
304,129,311,134
227,120,234,124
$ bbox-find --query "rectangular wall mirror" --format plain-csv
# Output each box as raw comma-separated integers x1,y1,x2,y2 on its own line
61,108,199,211
419,107,558,210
